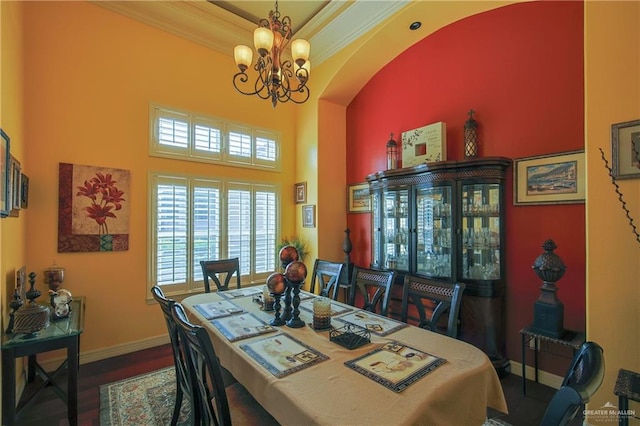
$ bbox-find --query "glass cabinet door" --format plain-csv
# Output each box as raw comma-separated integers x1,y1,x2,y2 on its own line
415,185,452,279
382,189,409,271
371,191,381,269
461,183,501,280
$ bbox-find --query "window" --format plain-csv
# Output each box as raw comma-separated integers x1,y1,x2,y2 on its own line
150,104,280,170
149,173,279,295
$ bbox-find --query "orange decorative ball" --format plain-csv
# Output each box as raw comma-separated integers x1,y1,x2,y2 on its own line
266,273,287,295
285,261,307,283
279,245,299,265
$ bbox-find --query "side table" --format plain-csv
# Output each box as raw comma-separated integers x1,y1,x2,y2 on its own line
1,297,85,426
520,325,585,395
614,368,640,426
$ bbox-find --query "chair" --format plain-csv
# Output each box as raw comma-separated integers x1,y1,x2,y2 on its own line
309,259,344,300
171,303,279,426
540,341,605,426
348,267,395,316
400,275,465,338
151,286,198,426
200,258,241,293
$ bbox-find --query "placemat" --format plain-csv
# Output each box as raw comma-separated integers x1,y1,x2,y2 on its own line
298,298,353,316
211,313,276,342
193,300,243,320
218,286,263,299
345,341,446,393
240,333,329,378
334,311,407,336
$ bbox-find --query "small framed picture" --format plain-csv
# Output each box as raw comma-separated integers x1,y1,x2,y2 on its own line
20,174,29,209
514,150,585,205
348,182,371,213
295,182,307,204
302,204,316,228
612,119,640,179
0,129,10,217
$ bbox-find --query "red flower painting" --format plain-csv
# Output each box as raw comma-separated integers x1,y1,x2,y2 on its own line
76,172,126,235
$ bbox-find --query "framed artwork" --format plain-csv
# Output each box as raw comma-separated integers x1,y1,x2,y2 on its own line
58,162,130,252
20,174,29,209
514,150,585,205
612,119,640,179
10,156,22,213
347,182,371,213
0,129,9,217
294,182,307,204
302,204,316,228
401,122,447,167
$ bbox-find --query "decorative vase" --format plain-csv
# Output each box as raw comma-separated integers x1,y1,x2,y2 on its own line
531,240,567,338
44,264,65,292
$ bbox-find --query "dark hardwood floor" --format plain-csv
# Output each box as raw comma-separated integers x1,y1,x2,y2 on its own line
13,345,579,426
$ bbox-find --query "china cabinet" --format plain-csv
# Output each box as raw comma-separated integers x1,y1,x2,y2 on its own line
367,157,511,374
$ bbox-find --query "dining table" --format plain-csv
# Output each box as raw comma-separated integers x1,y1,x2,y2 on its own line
182,286,508,426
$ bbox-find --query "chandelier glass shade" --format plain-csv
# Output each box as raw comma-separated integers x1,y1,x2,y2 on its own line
232,1,311,108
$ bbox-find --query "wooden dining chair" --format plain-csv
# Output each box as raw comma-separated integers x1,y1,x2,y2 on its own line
400,275,465,338
151,286,198,426
170,303,280,426
309,259,344,300
348,267,395,316
200,258,241,292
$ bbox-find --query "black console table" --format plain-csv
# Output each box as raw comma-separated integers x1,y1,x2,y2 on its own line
520,325,585,395
1,297,85,425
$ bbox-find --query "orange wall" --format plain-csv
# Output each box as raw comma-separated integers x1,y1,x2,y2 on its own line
584,0,640,414
345,1,585,373
20,1,299,358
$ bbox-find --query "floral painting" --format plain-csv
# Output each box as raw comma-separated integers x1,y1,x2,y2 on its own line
58,163,130,252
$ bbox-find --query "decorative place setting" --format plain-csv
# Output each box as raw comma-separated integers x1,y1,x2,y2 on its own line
193,300,244,320
345,341,446,393
218,286,263,299
334,311,408,336
211,313,276,342
240,333,329,378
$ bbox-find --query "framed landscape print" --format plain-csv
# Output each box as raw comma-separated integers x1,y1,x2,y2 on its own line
348,182,371,213
514,150,585,205
612,119,640,179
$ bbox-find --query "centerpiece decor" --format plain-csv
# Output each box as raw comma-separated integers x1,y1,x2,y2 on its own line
530,239,567,338
284,260,307,328
266,272,287,326
13,272,50,335
279,245,299,321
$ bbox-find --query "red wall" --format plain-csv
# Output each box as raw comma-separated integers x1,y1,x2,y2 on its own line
345,1,585,372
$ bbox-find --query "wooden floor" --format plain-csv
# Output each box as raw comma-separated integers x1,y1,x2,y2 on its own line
13,344,580,426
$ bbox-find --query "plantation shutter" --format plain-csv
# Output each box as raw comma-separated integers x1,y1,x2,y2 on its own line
254,189,277,274
192,183,221,281
156,182,188,285
227,187,252,275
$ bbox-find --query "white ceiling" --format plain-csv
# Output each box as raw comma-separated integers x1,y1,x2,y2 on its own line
92,0,410,67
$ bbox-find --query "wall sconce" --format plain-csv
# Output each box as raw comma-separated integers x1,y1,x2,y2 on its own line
464,109,479,158
386,133,398,170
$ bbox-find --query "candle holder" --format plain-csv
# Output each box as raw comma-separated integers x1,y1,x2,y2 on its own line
266,272,287,326
284,261,307,328
279,245,299,321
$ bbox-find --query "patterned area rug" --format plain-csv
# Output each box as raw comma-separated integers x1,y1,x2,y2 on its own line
99,367,190,426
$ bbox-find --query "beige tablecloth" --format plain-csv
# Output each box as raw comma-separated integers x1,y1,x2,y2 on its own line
183,291,507,426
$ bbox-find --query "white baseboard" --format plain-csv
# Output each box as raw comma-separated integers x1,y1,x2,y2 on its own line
38,334,170,372
509,360,564,389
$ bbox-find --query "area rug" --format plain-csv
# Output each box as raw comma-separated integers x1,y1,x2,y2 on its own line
100,367,190,426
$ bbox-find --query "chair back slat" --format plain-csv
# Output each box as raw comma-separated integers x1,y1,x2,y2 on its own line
200,258,241,292
348,267,395,316
310,259,344,300
400,276,465,338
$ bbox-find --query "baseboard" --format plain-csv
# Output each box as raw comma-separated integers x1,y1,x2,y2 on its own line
509,360,564,389
38,334,170,372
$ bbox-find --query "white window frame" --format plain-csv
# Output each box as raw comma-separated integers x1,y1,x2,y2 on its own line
148,171,280,297
149,103,281,171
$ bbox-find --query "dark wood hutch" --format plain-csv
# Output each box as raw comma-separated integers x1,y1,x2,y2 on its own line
366,157,512,375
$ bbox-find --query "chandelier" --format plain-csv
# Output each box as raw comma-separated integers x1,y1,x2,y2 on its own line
232,1,311,108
